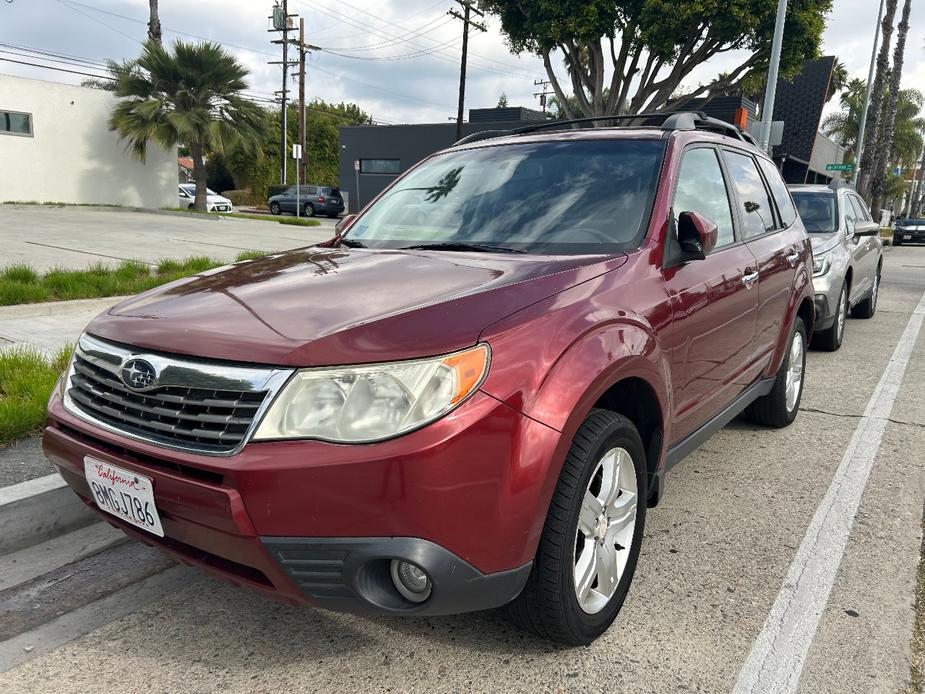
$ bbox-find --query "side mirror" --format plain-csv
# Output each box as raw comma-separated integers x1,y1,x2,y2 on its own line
854,223,879,237
677,211,718,260
334,214,357,235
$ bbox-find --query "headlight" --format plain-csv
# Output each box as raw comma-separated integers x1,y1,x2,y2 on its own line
253,344,490,443
812,255,831,277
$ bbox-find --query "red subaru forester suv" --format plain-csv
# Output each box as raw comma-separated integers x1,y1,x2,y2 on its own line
44,113,813,644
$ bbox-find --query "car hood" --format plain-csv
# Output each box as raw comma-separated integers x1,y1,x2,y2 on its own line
87,247,625,367
809,232,842,255
207,195,230,204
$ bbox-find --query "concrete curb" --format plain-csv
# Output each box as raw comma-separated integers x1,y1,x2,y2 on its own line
0,296,129,320
0,473,97,554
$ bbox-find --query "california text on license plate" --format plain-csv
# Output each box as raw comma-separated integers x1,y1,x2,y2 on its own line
84,457,164,537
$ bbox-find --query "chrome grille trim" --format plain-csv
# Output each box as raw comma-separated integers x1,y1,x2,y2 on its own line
63,334,294,456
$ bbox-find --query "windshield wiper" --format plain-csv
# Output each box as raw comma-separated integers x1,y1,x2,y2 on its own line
338,238,367,248
399,242,526,254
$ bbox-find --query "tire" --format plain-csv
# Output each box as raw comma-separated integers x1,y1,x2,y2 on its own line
269,202,281,215
507,409,647,645
327,213,339,219
303,203,315,217
851,269,880,319
892,236,902,247
187,203,194,210
745,317,807,428
811,282,847,352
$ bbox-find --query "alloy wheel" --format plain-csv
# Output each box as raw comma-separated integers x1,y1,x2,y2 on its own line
785,330,804,413
836,286,847,342
573,447,638,614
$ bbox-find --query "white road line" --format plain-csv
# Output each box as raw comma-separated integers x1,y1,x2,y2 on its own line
733,287,925,694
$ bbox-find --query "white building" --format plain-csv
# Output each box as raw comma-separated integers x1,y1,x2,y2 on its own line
0,74,176,208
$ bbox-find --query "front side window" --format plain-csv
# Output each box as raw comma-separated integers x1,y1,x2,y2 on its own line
723,150,776,239
1,110,32,136
673,147,735,250
848,194,871,222
757,157,797,227
345,139,666,255
791,191,837,233
360,159,400,175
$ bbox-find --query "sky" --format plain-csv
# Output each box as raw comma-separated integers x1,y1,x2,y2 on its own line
0,0,923,126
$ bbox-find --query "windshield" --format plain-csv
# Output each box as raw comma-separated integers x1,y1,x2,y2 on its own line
792,191,837,233
181,184,217,196
344,139,665,254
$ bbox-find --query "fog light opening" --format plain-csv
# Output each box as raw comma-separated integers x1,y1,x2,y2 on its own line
390,559,432,603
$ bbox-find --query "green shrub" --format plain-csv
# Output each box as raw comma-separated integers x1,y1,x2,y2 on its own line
267,184,289,200
0,345,73,445
222,189,255,207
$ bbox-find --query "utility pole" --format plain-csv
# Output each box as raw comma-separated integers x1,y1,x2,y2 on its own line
854,0,886,190
533,78,552,115
269,1,297,184
757,0,788,153
448,0,486,142
295,20,320,185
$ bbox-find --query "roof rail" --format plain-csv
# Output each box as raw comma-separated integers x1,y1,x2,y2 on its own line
451,110,759,147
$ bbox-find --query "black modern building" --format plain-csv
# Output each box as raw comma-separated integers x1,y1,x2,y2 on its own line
338,107,548,210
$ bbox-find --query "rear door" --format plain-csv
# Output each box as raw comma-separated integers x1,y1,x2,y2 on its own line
724,150,803,369
662,145,761,440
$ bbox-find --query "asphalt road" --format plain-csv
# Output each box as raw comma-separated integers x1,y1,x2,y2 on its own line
0,205,335,271
2,245,924,693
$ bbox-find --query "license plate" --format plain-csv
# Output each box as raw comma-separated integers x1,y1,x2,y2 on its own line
84,457,164,537
905,235,912,240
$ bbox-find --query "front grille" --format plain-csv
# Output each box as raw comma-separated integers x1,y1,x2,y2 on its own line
64,335,292,455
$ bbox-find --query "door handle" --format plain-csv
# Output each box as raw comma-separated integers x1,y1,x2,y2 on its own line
742,270,759,287
786,252,799,267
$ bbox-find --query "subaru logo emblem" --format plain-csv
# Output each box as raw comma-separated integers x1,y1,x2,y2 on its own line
121,358,157,390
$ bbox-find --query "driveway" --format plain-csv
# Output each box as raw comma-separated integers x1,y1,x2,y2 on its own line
0,205,335,271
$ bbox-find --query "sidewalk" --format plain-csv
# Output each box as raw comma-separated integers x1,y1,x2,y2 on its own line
0,296,125,356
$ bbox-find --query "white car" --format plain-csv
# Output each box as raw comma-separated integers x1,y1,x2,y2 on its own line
178,184,233,212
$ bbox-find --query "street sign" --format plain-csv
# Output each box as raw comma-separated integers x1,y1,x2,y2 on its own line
825,163,854,172
292,144,302,160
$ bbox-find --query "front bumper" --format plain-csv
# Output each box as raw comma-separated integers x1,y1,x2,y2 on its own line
43,387,558,613
895,228,925,243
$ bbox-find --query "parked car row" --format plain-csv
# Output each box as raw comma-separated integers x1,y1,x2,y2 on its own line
48,113,884,647
893,217,925,246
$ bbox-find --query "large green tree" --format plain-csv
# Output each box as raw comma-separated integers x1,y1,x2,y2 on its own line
108,40,266,211
225,100,373,204
481,0,832,118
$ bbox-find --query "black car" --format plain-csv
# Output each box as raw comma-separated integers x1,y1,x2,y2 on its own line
268,185,344,218
893,218,925,246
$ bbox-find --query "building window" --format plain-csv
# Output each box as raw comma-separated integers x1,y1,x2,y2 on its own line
360,159,399,174
0,110,33,137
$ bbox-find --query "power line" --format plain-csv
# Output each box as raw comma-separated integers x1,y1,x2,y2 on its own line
54,0,142,44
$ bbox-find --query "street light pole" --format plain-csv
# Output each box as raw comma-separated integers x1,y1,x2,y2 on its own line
758,0,788,153
854,0,886,190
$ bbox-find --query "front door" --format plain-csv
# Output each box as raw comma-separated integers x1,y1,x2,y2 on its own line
661,146,760,442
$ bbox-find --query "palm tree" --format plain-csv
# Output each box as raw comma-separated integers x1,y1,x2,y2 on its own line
108,40,266,211
858,0,898,199
825,58,849,103
870,0,913,218
148,0,162,44
822,78,867,159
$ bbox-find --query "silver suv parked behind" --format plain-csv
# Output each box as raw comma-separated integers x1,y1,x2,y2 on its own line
790,181,883,351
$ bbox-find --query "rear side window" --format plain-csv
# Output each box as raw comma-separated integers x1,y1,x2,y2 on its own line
673,148,735,250
723,150,776,239
757,158,797,228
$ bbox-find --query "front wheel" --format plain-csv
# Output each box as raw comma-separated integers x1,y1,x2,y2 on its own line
851,270,879,319
269,202,281,215
812,282,847,351
507,409,646,645
745,317,806,428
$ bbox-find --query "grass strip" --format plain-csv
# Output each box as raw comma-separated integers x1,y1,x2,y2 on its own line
0,346,72,446
0,251,273,307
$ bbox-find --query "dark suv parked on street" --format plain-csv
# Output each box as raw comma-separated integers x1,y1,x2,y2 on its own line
45,112,813,645
268,185,344,217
